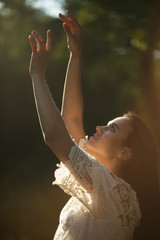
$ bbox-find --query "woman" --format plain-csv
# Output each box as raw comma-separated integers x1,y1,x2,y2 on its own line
28,10,159,240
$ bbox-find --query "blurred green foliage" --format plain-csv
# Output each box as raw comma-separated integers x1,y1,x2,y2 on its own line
1,0,160,239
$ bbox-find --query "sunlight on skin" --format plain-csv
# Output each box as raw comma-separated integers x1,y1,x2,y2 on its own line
84,116,132,172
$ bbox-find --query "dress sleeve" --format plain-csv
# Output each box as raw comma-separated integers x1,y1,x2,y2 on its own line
53,140,142,226
52,140,104,210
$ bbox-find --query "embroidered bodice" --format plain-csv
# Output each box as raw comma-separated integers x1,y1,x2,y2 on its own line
53,139,141,240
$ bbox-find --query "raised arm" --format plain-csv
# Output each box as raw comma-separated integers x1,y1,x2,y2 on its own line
28,30,74,163
59,10,85,143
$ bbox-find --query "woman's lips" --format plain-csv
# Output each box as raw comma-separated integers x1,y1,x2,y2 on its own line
90,134,97,140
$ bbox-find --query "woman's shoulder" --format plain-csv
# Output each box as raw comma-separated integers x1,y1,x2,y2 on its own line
109,172,142,228
110,172,141,228
109,171,137,199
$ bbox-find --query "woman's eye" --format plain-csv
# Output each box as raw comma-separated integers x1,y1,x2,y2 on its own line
110,126,115,132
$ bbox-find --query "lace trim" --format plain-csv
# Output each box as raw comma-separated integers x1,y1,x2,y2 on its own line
66,141,94,191
54,162,92,205
113,183,141,228
53,140,97,206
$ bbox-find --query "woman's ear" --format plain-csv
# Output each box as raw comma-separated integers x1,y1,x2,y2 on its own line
119,147,133,161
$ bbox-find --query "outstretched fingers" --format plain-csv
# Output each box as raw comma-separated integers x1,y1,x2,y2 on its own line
28,35,37,54
31,30,46,51
28,29,52,78
66,9,79,26
59,11,79,28
29,30,52,57
59,13,71,25
59,10,82,37
46,29,52,53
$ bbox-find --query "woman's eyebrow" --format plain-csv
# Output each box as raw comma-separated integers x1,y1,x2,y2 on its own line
107,121,119,130
113,123,119,130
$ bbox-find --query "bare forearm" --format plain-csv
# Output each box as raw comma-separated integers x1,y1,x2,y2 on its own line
32,76,67,143
59,11,85,142
29,30,73,162
31,76,73,161
61,52,83,121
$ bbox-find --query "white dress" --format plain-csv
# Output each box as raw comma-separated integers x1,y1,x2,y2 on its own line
53,139,141,240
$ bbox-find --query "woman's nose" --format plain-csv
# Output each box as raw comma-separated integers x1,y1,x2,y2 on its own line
96,126,103,134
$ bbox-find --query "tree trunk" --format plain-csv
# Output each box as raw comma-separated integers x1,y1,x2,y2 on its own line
140,3,160,144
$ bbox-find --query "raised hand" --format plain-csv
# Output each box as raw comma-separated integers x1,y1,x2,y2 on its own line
59,10,83,54
28,30,52,79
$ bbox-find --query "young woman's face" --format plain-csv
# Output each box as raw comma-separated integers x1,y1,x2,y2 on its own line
85,117,132,164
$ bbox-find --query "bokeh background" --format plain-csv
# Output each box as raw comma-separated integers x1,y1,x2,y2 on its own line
1,0,160,239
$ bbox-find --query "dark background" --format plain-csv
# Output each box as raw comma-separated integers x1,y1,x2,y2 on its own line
1,0,160,239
